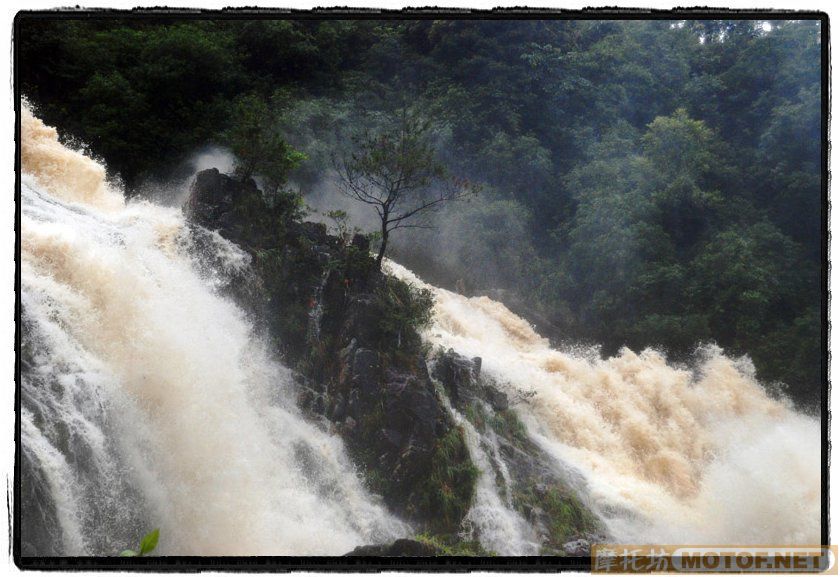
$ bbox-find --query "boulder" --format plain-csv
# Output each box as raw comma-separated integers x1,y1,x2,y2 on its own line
484,386,509,412
186,168,260,234
433,349,481,407
383,371,442,453
345,538,437,557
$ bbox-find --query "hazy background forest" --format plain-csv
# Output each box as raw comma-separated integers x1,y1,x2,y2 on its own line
19,17,823,407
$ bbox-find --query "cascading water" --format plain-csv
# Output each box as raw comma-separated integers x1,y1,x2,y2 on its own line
18,103,821,558
385,260,821,547
427,362,541,555
19,107,407,556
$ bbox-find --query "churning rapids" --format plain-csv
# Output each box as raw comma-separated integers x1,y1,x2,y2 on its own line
20,107,820,556
19,107,407,556
386,261,820,547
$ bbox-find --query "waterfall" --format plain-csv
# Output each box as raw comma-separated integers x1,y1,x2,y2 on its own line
19,106,406,556
18,103,820,557
427,363,540,555
385,260,820,547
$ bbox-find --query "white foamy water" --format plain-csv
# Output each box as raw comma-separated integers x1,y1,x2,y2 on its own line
18,103,820,557
429,366,540,555
20,107,406,556
385,259,820,546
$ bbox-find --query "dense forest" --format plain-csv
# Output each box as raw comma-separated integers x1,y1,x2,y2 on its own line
18,17,823,407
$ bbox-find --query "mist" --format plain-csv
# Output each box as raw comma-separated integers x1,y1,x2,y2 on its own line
134,146,236,208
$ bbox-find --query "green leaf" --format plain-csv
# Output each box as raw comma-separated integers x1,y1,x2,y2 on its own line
119,550,138,557
139,528,160,556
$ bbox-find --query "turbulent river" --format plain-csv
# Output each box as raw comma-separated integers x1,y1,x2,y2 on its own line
19,107,406,556
386,260,820,547
19,106,820,556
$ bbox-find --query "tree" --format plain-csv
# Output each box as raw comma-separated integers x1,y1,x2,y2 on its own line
224,92,307,202
640,109,723,252
336,109,477,269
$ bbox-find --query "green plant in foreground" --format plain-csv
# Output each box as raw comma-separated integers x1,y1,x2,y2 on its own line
119,528,160,557
414,532,494,556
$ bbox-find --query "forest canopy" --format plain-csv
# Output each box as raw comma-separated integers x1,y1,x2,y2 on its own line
17,17,824,406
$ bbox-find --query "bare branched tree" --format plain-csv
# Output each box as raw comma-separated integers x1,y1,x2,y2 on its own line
335,109,478,269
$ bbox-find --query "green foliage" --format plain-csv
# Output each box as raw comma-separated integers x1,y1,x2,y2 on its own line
223,92,307,197
688,222,806,343
414,532,493,556
119,528,159,557
336,107,479,267
324,209,357,245
18,17,823,405
373,275,434,363
512,484,600,552
20,20,241,184
463,399,602,554
414,426,479,533
487,410,530,449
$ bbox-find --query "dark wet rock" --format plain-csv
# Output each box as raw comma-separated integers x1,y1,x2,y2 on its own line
346,389,362,419
484,386,509,411
328,392,345,420
186,168,260,238
433,349,481,407
381,428,403,448
341,293,382,344
346,538,437,557
352,348,380,396
186,167,478,534
20,448,65,557
472,356,482,374
384,371,442,450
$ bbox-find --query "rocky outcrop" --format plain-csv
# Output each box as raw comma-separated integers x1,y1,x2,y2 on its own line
433,349,509,413
346,538,437,557
187,168,259,232
431,349,605,555
185,168,478,533
184,168,602,554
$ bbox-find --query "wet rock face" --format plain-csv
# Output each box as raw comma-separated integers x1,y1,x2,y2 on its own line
340,294,385,346
186,168,260,236
345,538,437,557
384,369,443,449
379,369,449,493
485,386,509,412
336,341,460,525
428,347,605,554
433,349,509,413
433,349,481,407
184,168,479,536
20,446,64,556
352,348,380,398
